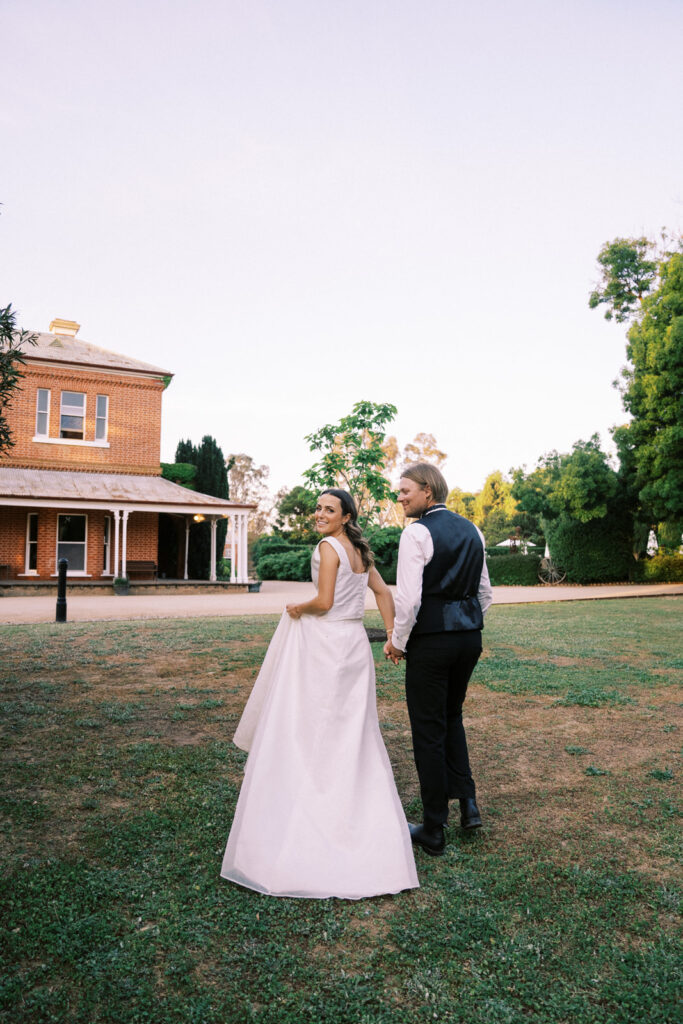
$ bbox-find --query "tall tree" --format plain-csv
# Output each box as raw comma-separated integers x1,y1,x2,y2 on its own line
588,237,659,322
446,487,477,520
303,400,397,525
589,234,683,527
380,431,447,526
175,436,229,578
227,453,272,534
616,251,683,524
0,305,36,455
274,485,319,541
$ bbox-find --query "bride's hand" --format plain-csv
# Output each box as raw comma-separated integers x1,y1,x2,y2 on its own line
286,604,303,619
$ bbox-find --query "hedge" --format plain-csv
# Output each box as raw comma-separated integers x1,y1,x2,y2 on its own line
255,549,313,582
544,511,634,584
642,554,683,583
486,554,542,586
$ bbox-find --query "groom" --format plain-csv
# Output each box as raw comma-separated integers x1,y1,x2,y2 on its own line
384,463,493,856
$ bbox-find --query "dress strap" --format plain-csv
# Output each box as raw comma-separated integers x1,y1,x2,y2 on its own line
319,535,345,559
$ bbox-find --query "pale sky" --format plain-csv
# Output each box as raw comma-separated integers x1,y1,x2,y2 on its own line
2,0,681,497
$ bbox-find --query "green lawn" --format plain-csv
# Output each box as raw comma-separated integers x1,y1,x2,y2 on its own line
1,598,680,1023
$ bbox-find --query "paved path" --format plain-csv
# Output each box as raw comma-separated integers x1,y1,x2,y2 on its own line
0,581,680,625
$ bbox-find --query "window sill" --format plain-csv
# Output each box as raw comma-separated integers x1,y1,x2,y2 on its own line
50,572,92,577
32,436,110,448
18,572,39,577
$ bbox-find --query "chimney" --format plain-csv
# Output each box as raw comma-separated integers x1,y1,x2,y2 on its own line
49,318,80,337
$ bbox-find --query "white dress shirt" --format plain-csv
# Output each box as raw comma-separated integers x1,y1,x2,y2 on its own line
392,519,493,652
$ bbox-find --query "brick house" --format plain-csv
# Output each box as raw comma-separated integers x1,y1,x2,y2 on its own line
0,318,253,586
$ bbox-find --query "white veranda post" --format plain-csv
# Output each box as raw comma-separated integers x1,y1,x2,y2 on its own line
239,512,249,583
209,517,218,582
112,509,121,578
230,514,237,582
121,510,129,578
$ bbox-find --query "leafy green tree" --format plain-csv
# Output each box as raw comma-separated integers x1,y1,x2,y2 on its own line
274,485,318,541
512,436,633,581
588,237,658,322
615,250,683,524
446,487,477,520
0,304,36,455
512,436,618,524
303,400,397,525
174,436,229,578
160,462,197,488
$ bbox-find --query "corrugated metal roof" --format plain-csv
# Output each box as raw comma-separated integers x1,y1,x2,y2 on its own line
0,467,253,509
17,331,173,378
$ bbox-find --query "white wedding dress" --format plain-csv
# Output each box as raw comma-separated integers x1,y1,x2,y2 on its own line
221,535,419,899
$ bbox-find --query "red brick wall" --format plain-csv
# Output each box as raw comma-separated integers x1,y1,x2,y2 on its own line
0,506,159,580
1,362,165,475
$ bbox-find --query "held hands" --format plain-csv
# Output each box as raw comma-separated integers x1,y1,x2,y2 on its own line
383,639,404,665
286,603,303,619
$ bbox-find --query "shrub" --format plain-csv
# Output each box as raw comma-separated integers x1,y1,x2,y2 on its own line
642,554,683,583
160,462,197,488
251,534,301,562
366,526,401,585
255,549,313,582
544,511,633,584
487,554,542,586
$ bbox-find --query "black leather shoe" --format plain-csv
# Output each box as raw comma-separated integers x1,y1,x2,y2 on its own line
459,798,482,829
408,822,446,856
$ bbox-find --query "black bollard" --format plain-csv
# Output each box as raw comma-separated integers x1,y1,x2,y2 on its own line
56,558,68,623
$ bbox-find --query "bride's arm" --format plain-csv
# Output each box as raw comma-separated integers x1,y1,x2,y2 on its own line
368,566,395,640
286,542,339,618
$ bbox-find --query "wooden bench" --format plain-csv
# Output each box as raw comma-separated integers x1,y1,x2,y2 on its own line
125,560,158,581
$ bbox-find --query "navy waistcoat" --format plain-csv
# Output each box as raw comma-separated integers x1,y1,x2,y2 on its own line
412,506,484,635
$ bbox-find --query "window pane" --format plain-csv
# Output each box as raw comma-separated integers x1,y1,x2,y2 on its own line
61,415,84,431
62,392,85,409
29,515,38,543
96,395,107,417
57,542,85,571
58,515,86,542
36,389,50,435
29,546,37,571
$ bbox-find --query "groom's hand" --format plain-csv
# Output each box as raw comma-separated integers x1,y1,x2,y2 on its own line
383,639,404,665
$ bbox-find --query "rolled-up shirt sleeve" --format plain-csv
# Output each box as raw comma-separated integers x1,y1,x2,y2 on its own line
391,524,431,652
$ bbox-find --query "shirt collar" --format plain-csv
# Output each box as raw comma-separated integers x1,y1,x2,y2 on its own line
421,503,447,518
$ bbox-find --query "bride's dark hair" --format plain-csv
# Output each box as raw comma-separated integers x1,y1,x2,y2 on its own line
320,489,374,572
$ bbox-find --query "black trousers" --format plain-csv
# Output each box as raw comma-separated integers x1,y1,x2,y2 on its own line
405,630,482,830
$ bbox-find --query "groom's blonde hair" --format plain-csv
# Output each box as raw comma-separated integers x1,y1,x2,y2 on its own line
400,463,449,504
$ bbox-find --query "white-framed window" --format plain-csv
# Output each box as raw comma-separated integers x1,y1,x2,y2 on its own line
57,514,87,572
35,389,50,437
95,394,109,441
103,516,112,574
60,391,86,440
25,513,38,573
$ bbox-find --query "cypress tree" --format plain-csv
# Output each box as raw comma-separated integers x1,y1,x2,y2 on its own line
175,436,229,579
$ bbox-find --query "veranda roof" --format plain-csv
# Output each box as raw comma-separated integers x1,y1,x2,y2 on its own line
0,467,254,515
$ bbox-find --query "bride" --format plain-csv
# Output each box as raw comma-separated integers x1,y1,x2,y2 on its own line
220,488,418,899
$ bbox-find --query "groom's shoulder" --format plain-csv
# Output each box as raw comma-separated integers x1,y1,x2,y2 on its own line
400,520,431,545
